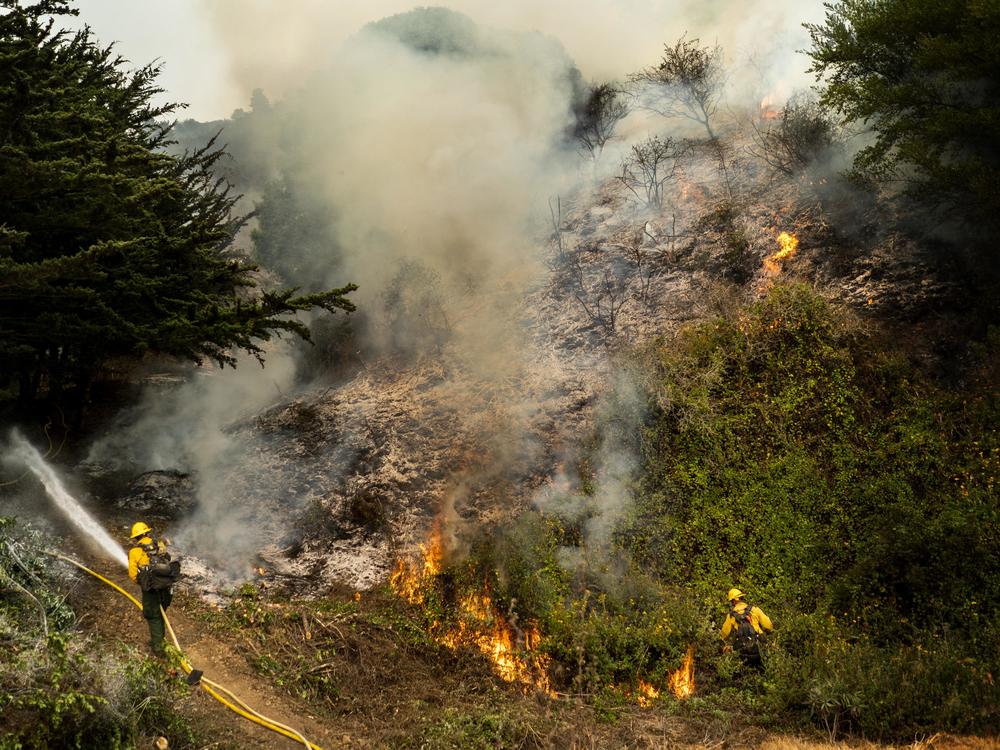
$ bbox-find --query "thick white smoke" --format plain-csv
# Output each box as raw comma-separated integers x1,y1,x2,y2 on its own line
83,1,833,585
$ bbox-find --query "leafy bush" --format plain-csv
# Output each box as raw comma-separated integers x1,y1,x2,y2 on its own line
765,613,1000,739
750,92,842,177
460,513,703,694
621,283,1000,735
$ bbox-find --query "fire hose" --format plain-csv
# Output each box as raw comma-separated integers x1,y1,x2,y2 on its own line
45,552,322,750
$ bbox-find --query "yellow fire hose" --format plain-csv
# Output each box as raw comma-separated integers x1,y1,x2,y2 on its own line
46,552,322,750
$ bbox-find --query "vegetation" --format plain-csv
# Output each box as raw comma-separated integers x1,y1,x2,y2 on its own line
0,1,356,413
441,284,1000,739
0,518,202,749
575,83,630,164
750,92,843,178
629,36,724,139
807,0,1000,235
617,135,687,210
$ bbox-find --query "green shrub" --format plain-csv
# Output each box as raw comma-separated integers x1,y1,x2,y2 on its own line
620,282,1000,735
764,615,1000,739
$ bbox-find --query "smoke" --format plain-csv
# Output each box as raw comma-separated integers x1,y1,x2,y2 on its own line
82,1,835,587
532,368,647,577
201,1,827,110
85,347,300,576
232,8,584,362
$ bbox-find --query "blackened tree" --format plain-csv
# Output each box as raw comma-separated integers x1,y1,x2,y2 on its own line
575,82,629,164
0,1,356,408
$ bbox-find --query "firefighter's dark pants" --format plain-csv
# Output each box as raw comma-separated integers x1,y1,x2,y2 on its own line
739,643,764,671
141,587,173,655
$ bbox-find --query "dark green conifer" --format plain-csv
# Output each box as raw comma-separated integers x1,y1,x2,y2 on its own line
0,1,355,407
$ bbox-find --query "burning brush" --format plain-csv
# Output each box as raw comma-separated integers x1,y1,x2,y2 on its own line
764,231,799,275
390,524,553,695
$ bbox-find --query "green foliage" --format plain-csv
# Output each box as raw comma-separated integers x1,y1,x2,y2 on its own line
411,706,538,750
251,175,342,292
764,613,1000,738
619,282,999,735
463,513,703,695
807,0,1000,234
0,1,355,408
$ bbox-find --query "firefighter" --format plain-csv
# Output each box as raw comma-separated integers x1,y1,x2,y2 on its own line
127,521,173,656
720,588,773,670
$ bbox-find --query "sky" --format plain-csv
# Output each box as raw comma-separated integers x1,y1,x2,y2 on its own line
69,0,829,122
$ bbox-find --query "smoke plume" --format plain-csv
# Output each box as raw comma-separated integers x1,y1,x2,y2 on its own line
85,1,832,585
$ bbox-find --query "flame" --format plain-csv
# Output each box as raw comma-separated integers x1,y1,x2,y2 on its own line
439,590,554,695
668,645,695,699
390,524,553,695
758,95,781,121
389,523,444,604
764,231,799,275
636,679,660,707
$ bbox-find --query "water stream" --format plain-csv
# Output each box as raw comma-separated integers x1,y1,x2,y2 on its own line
8,430,128,568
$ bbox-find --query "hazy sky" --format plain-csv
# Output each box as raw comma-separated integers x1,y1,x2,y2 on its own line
69,1,828,122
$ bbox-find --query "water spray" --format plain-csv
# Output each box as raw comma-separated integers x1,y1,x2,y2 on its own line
7,429,128,568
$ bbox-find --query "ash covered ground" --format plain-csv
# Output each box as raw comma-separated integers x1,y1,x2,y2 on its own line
91,149,960,603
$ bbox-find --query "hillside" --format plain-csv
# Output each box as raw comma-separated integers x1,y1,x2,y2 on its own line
2,2,999,749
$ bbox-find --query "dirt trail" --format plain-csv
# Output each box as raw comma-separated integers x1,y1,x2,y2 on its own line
64,556,349,750
60,554,998,750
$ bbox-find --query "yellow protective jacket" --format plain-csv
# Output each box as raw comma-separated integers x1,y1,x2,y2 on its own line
720,601,773,639
128,536,167,584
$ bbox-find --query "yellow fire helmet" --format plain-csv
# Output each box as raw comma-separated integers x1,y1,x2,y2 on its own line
130,521,152,539
727,588,744,602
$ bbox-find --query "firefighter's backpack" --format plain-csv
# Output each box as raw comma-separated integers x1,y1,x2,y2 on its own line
730,604,760,653
137,538,181,592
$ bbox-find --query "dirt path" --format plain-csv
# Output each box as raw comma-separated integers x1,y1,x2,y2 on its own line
64,557,350,749
61,555,998,750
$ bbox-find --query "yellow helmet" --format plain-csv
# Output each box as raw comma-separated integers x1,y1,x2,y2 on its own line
130,521,152,539
727,588,744,602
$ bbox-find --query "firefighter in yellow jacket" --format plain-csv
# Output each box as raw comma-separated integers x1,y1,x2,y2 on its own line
127,521,173,656
720,588,773,669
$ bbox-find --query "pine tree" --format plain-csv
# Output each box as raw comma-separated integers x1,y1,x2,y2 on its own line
0,1,356,408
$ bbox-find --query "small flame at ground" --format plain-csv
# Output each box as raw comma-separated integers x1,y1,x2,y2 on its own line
764,231,799,275
439,590,554,695
636,679,660,707
759,95,781,121
668,645,695,699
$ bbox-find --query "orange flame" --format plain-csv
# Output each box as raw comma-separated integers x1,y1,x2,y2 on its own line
764,231,799,275
668,645,695,699
389,523,444,605
439,591,554,695
390,525,553,695
636,679,660,707
758,95,781,121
